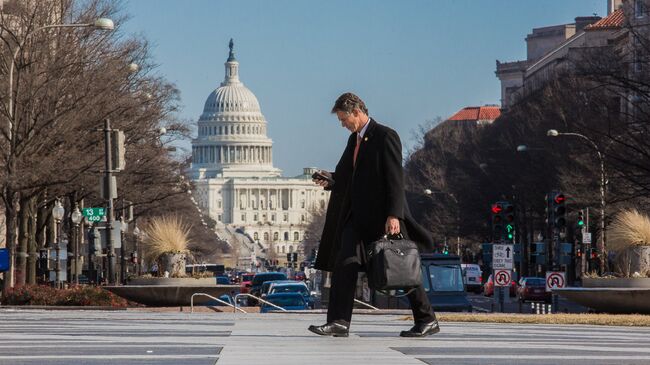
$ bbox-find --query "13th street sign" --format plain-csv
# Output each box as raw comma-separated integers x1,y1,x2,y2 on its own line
82,207,106,222
492,244,514,270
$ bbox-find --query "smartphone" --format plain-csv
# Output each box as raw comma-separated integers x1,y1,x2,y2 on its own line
311,171,334,185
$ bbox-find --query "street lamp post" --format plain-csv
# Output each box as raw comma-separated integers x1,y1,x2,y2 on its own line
133,226,141,276
547,129,607,273
70,205,82,285
52,200,65,289
424,189,460,255
3,18,114,289
119,217,128,284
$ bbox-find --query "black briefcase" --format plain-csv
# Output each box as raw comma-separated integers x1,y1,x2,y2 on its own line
364,234,422,292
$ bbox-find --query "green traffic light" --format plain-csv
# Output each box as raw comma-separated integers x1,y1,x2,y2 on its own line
508,233,513,239
578,220,584,226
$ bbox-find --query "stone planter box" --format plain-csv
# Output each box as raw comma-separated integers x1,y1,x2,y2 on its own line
128,277,216,286
555,277,650,314
106,277,239,307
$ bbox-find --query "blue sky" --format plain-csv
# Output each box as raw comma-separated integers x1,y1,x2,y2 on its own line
122,0,605,175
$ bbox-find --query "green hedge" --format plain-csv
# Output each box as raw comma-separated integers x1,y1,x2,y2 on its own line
2,285,128,307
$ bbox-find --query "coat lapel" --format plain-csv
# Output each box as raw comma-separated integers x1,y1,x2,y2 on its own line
353,119,376,170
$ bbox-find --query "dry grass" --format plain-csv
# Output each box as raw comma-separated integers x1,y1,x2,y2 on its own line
142,215,191,261
608,209,650,252
401,313,650,327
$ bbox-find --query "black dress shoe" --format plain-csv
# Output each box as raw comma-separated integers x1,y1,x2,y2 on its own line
308,322,349,337
399,320,440,337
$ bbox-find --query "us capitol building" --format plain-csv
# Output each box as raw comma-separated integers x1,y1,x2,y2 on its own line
188,40,328,269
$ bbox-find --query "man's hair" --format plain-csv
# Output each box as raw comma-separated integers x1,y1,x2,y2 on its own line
331,92,368,115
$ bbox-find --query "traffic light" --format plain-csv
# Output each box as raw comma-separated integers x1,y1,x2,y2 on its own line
552,193,566,228
577,209,585,228
503,203,515,242
591,248,598,260
576,247,582,257
442,244,449,255
491,202,505,242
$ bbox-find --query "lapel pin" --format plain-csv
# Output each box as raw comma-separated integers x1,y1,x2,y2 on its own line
364,137,368,141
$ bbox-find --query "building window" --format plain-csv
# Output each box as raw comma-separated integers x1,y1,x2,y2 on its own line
254,232,259,240
276,246,279,253
218,214,222,221
264,232,269,241
262,214,267,221
289,245,293,253
274,232,279,241
282,245,285,253
320,200,325,209
254,214,258,221
301,200,305,208
284,232,289,241
218,200,222,209
271,214,276,222
294,232,299,241
241,214,246,221
636,0,646,17
301,214,305,222
283,214,288,222
635,49,643,72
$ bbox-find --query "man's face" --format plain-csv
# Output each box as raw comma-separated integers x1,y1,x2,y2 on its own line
336,110,365,133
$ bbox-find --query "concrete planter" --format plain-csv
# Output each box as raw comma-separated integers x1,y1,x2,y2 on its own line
128,277,216,286
613,246,650,277
582,277,650,288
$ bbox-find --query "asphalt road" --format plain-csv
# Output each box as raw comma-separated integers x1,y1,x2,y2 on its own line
1,309,649,365
467,293,590,314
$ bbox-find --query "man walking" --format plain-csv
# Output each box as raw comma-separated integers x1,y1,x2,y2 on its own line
309,92,439,338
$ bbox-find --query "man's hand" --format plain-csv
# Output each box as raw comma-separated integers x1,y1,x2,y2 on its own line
312,170,333,189
385,216,400,235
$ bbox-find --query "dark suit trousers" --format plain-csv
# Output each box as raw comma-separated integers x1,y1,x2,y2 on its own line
327,220,437,326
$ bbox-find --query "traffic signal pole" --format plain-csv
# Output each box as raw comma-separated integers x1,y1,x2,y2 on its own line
103,119,116,285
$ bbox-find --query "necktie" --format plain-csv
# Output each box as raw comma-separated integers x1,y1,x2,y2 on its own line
353,133,362,166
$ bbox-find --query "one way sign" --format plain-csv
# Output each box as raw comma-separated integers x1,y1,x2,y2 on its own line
492,244,514,270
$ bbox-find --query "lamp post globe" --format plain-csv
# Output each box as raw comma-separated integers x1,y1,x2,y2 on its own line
71,206,82,225
516,145,528,152
52,201,65,222
93,18,114,30
547,129,559,137
128,63,139,73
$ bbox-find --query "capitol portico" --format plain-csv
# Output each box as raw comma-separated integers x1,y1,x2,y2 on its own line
189,40,328,269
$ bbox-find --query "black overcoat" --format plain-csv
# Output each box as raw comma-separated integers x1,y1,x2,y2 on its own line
314,119,434,272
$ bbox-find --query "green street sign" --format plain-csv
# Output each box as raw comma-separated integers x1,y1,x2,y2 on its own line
82,207,106,222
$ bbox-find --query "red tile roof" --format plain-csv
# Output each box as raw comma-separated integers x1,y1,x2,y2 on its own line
447,106,501,122
585,8,625,30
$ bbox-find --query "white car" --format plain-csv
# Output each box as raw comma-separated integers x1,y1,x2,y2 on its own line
461,264,483,293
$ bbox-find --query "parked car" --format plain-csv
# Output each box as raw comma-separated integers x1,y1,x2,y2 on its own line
216,276,231,285
249,272,288,305
375,254,473,312
517,277,551,303
483,274,516,297
239,273,255,294
461,264,483,293
267,281,314,308
260,293,308,313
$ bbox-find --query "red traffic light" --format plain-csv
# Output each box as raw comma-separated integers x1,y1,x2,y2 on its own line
554,194,566,204
491,204,503,214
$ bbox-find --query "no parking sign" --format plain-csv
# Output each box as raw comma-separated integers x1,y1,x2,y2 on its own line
545,271,566,292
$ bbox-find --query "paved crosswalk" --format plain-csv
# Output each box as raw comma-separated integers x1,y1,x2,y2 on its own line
1,309,650,365
0,310,229,365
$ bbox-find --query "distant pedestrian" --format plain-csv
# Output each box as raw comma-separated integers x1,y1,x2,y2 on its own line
309,93,439,337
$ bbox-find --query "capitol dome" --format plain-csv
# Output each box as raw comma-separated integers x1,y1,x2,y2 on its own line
190,39,281,179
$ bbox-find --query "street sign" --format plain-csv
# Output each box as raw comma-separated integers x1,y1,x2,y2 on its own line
82,207,106,222
546,271,566,292
0,248,9,272
494,269,511,287
582,232,592,244
492,244,514,269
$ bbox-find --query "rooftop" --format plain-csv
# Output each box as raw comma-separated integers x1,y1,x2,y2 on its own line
585,8,625,30
447,105,501,122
